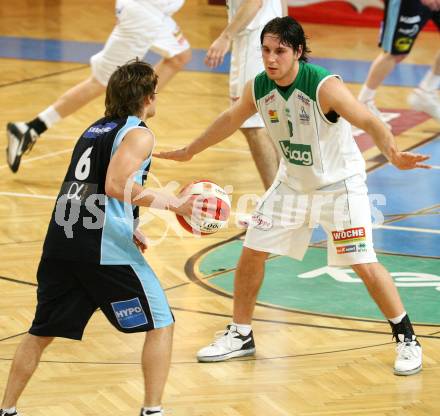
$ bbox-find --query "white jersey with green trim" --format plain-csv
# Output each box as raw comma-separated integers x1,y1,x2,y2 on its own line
252,61,366,192
227,0,283,33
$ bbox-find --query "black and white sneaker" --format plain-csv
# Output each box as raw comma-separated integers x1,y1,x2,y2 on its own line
0,409,19,415
6,121,38,173
196,324,256,362
140,409,163,415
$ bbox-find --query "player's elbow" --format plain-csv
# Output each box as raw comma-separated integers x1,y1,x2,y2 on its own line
105,176,124,200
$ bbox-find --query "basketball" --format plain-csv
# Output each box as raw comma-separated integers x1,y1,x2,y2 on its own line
176,180,231,235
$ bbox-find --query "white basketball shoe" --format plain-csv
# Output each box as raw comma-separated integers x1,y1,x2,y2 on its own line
6,121,38,173
196,324,256,362
407,88,440,122
394,334,422,376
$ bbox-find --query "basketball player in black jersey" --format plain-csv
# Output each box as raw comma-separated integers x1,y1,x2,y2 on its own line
0,60,196,416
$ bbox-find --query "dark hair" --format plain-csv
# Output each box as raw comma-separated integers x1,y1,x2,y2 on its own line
260,16,311,62
105,59,158,118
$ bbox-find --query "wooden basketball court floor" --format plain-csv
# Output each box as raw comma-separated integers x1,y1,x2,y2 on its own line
0,1,439,415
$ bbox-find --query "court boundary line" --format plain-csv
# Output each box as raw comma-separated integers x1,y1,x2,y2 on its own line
0,64,89,89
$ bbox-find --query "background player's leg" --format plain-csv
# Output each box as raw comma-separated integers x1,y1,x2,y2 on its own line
358,52,406,125
408,49,440,121
142,324,174,408
1,334,54,409
361,52,407,91
154,49,192,91
241,128,280,191
51,75,106,119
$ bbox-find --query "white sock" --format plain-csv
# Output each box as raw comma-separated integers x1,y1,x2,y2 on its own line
232,322,252,336
38,105,61,128
142,405,163,415
2,407,17,415
389,311,407,324
358,85,376,103
419,70,440,91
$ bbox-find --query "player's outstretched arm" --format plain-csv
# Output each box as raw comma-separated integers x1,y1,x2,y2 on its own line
205,0,263,68
154,80,257,161
319,77,431,170
105,128,194,216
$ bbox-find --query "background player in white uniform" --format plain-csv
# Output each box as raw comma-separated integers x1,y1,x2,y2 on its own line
6,0,191,173
358,0,440,126
204,0,287,189
155,17,431,376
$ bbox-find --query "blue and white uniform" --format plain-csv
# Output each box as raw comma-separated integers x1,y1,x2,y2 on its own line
30,116,173,340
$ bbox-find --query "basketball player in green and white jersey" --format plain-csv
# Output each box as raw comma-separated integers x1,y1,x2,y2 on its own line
155,17,431,376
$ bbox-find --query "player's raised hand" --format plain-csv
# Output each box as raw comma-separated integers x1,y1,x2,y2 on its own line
153,147,193,162
204,35,231,68
390,152,431,170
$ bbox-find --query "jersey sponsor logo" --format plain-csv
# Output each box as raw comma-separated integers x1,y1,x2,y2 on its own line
268,109,279,123
111,297,148,329
251,213,273,230
83,122,118,139
299,106,310,124
265,93,275,104
332,227,366,244
279,141,313,166
336,244,357,254
297,92,310,107
399,15,421,24
398,24,419,37
394,37,414,52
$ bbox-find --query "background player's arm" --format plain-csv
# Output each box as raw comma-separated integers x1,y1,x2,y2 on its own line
319,77,431,170
205,0,263,68
420,0,440,11
154,81,257,161
105,129,194,216
281,0,288,16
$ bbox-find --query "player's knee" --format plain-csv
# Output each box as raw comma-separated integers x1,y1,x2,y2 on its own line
89,76,107,93
27,333,54,350
386,52,408,63
241,247,269,263
351,262,380,281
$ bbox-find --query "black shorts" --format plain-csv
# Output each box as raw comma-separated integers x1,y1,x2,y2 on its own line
380,0,440,55
29,258,174,340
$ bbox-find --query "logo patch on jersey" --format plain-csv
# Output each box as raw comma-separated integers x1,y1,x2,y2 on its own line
83,122,118,139
336,244,357,254
279,141,313,166
111,298,148,329
332,227,366,244
400,15,421,24
251,213,273,230
297,93,310,107
268,109,279,123
398,24,419,37
394,37,413,52
299,106,310,124
265,93,275,104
